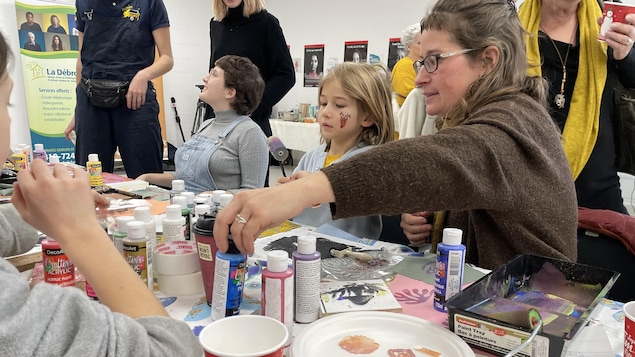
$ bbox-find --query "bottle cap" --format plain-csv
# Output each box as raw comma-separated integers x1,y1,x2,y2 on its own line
219,193,233,208
212,190,226,205
193,197,208,205
297,235,317,254
267,250,290,273
172,179,185,191
116,216,135,233
165,205,182,220
48,154,60,164
226,235,241,254
182,192,195,205
442,228,463,246
34,143,44,150
172,195,187,210
134,206,151,222
88,153,99,162
126,221,146,240
195,204,211,217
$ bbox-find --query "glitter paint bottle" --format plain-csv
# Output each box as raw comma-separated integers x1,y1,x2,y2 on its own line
41,237,75,287
87,153,103,192
211,235,246,320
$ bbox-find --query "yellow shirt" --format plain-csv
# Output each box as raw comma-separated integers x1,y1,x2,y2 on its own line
391,56,416,106
325,154,342,167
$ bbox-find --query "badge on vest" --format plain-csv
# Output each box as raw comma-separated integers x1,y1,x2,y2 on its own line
122,6,140,21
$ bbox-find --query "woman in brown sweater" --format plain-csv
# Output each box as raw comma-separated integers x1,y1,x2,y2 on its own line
212,0,578,270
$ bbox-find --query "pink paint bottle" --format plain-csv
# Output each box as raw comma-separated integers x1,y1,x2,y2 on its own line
262,250,294,345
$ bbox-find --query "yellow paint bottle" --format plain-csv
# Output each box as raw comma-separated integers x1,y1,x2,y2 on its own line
87,153,103,191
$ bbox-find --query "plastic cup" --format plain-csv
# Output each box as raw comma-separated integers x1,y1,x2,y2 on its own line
625,301,635,357
199,315,288,357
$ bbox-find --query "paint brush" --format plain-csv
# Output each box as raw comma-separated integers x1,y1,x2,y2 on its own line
330,247,373,261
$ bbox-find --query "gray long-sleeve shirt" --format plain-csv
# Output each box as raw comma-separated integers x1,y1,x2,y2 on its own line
0,204,202,356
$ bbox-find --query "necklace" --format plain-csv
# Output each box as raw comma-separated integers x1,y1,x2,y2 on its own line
541,25,578,109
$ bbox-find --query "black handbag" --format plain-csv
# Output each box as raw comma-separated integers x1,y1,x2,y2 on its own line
80,78,129,108
613,81,635,175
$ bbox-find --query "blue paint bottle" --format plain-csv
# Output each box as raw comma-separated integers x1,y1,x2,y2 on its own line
433,228,465,312
210,235,247,320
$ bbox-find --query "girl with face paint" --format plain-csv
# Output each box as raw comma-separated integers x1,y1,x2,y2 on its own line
276,62,395,239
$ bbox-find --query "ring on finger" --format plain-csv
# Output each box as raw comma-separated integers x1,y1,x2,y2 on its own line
628,37,634,45
235,214,248,224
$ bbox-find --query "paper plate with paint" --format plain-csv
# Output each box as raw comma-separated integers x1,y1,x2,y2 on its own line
290,311,474,357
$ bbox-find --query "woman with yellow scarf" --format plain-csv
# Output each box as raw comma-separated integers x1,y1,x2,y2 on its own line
518,0,635,213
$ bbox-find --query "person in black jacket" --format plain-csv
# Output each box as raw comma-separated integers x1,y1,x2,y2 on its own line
208,0,295,185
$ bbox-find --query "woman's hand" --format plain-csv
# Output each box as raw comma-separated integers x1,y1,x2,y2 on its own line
604,13,635,60
401,211,433,246
64,116,75,142
12,160,101,243
214,171,334,255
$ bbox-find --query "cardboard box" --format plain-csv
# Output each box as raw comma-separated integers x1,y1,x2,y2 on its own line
319,279,402,317
445,254,619,357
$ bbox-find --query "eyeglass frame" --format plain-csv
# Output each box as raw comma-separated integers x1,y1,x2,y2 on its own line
413,48,480,74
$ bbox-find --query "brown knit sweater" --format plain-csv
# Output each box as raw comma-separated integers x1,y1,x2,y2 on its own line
322,92,578,270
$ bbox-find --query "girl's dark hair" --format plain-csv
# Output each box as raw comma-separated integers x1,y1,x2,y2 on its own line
214,55,265,115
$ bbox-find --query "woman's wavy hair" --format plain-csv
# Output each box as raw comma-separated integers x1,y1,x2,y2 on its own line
422,0,548,127
214,55,265,115
213,0,265,21
318,63,395,148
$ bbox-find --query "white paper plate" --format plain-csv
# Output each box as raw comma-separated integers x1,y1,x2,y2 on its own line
290,311,474,357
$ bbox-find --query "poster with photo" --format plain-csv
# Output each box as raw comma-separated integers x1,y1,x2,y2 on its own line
387,37,405,71
343,41,368,63
304,44,324,88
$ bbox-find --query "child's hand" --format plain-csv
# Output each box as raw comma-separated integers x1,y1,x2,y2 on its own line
276,176,292,185
289,171,310,180
401,211,433,246
12,160,101,243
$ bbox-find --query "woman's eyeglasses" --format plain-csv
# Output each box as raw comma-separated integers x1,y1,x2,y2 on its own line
413,48,479,74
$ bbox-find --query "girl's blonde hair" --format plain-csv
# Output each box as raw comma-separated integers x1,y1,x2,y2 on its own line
213,0,266,21
318,63,395,147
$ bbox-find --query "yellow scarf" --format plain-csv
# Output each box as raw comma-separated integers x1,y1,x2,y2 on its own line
518,0,607,179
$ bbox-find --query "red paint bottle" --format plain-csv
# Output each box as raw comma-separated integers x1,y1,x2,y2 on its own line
41,238,75,287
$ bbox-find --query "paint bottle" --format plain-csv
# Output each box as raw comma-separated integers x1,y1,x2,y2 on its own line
170,179,185,204
211,235,247,320
192,212,218,305
20,144,32,168
32,143,47,162
162,204,186,242
433,228,466,312
192,204,211,235
262,250,294,342
134,206,157,244
11,152,27,171
197,192,213,207
293,235,321,323
182,192,195,211
48,153,60,173
113,216,135,255
218,193,234,211
172,195,191,240
123,220,154,290
41,237,75,287
87,153,103,192
85,280,99,301
211,190,226,212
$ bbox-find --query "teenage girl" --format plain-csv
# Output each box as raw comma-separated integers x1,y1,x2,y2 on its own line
278,62,395,239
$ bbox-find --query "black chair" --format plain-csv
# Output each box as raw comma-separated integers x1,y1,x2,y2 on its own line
577,228,635,303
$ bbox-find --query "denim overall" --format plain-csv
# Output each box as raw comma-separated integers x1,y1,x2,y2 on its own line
74,0,164,178
175,116,250,194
